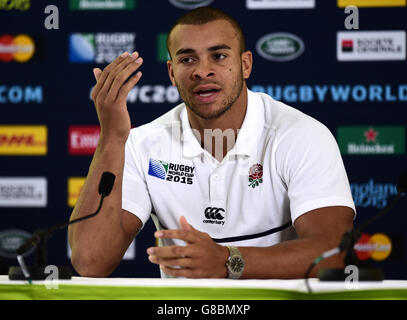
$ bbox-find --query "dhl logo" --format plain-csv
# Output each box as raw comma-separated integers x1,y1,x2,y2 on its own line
0,126,47,155
68,177,86,207
338,0,406,7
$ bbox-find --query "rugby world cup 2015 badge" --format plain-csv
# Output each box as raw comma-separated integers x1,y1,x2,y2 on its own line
148,159,195,185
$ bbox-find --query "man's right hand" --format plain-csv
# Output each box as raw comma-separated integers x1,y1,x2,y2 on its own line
91,51,143,145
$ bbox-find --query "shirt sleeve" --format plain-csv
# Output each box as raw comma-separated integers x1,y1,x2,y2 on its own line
276,117,356,224
122,133,152,227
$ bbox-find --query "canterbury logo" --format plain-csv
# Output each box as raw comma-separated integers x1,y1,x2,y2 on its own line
203,207,225,225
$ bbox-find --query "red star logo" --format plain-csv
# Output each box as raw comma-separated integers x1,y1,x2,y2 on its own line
364,127,378,143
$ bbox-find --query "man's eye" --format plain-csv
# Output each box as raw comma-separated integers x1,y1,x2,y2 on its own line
180,57,194,63
214,53,226,60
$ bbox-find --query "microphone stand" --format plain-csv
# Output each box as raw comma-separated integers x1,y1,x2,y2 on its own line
318,190,404,281
8,172,115,281
304,172,406,292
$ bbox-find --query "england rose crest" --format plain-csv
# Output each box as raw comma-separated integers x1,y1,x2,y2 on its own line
248,163,263,188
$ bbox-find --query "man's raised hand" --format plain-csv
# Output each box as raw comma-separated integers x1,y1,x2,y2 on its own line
91,51,143,145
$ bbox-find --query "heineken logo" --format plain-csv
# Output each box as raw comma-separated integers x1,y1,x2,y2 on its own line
148,159,195,185
168,0,213,9
69,0,136,10
0,229,33,258
337,126,405,155
256,33,305,62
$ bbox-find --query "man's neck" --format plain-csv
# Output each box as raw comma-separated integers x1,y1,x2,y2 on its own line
186,87,248,162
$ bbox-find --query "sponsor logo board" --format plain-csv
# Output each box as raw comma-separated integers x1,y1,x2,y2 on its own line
68,177,86,207
0,229,34,258
251,84,407,103
337,126,405,155
256,33,305,62
337,31,406,61
338,0,406,7
350,179,398,209
247,0,315,9
69,126,100,155
168,0,213,9
0,177,47,207
354,233,392,261
0,34,45,63
157,33,170,62
69,0,135,10
90,84,181,104
69,33,136,64
0,85,43,104
0,126,47,155
0,0,30,11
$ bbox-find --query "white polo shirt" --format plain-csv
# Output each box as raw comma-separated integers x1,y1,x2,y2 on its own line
122,89,355,249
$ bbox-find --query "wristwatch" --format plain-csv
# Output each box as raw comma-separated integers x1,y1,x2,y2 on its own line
225,246,245,279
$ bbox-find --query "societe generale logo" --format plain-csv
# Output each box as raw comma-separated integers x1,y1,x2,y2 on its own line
337,31,406,61
0,125,47,155
68,125,100,155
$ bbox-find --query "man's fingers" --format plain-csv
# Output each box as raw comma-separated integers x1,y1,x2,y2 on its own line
155,229,200,243
160,265,206,279
91,52,129,100
180,216,193,231
117,71,142,101
96,52,141,103
148,255,192,268
147,245,192,259
93,68,102,81
109,56,143,101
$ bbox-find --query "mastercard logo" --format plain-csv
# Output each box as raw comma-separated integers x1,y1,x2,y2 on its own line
0,34,35,63
354,232,392,261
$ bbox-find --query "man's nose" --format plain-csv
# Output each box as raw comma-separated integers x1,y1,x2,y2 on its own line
192,60,215,79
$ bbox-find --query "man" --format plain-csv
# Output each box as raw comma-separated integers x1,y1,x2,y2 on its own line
68,7,355,279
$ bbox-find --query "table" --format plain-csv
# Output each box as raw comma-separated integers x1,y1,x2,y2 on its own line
1,276,407,300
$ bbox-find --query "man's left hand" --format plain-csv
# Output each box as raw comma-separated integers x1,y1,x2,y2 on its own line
147,216,229,278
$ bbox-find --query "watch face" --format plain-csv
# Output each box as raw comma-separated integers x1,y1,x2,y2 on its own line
230,256,244,273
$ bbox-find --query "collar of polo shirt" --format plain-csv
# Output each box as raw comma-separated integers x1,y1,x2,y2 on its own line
181,89,264,162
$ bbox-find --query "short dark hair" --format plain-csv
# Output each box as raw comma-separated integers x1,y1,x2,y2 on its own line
166,7,246,59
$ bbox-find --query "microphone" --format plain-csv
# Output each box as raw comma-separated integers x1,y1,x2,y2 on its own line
8,172,116,281
305,172,406,292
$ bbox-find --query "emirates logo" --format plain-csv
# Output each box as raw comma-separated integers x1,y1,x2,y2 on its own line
248,164,263,189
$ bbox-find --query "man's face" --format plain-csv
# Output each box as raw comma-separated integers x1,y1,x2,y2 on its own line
167,20,252,120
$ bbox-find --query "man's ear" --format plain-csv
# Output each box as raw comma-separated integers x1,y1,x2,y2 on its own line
241,50,253,80
167,60,176,86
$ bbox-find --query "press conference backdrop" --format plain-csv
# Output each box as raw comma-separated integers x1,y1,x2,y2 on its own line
0,0,406,279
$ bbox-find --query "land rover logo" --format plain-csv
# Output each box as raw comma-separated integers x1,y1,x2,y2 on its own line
256,33,305,62
169,0,214,9
0,229,33,258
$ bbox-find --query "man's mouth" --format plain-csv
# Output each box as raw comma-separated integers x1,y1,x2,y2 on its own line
193,85,222,101
196,88,220,97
